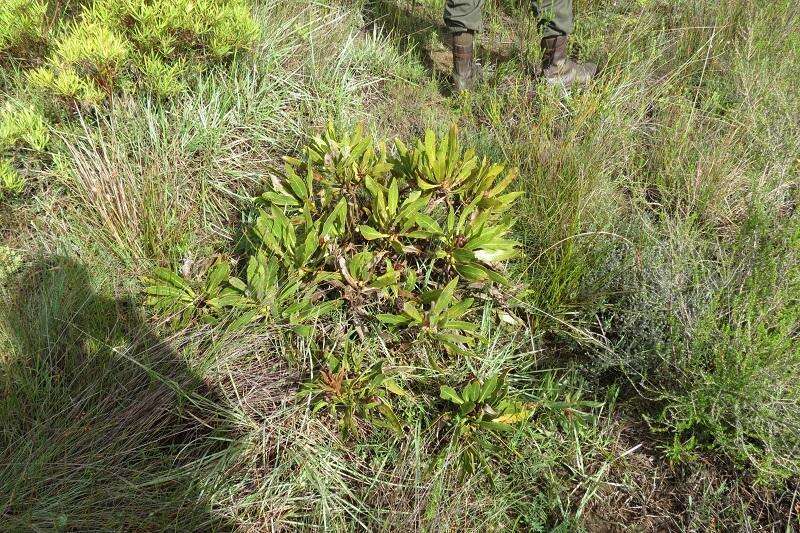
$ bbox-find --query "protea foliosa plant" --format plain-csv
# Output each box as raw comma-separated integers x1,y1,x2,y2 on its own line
148,123,523,351
146,124,527,449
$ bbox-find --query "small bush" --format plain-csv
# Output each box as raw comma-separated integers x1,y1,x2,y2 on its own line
0,158,25,198
46,19,129,101
0,245,23,282
146,124,528,474
0,101,50,152
439,374,531,478
0,102,49,199
608,213,800,481
0,0,47,58
147,123,522,349
27,0,261,106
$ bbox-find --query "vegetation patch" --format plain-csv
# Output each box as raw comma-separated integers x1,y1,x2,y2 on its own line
146,124,536,475
2,0,799,529
12,0,260,107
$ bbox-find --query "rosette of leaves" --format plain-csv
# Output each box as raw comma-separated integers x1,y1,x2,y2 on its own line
434,202,520,284
260,122,392,231
257,160,341,220
392,125,522,212
377,277,480,355
222,250,341,336
357,177,441,254
328,250,404,313
249,205,331,278
393,126,478,198
143,260,232,327
439,374,531,478
299,342,406,437
303,122,393,192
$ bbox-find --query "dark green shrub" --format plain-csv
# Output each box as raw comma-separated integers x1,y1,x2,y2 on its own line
145,124,527,464
147,123,522,352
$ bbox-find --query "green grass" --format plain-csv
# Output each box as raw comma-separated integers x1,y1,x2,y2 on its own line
1,0,799,530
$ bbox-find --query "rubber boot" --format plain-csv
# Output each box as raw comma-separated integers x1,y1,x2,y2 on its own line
541,35,596,87
452,31,480,94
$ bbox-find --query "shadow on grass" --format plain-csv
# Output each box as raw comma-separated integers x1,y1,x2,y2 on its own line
0,256,234,531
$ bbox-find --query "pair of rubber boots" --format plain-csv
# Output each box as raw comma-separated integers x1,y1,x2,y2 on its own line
452,32,596,93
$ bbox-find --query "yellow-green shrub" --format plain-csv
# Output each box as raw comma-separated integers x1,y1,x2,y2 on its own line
27,0,260,105
0,102,50,199
0,0,47,57
0,102,50,152
28,66,106,106
0,159,25,198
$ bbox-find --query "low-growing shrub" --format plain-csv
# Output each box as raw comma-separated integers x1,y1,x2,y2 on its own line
24,0,261,107
146,124,528,475
607,212,800,482
0,0,47,59
1,0,260,203
0,101,49,152
0,101,49,199
147,123,523,349
0,158,25,199
438,374,531,478
299,337,406,438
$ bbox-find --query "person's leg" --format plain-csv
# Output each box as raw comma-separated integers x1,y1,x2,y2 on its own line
532,0,595,86
444,0,485,34
444,0,484,93
532,0,574,37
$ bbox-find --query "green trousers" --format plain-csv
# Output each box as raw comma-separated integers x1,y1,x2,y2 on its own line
444,0,574,37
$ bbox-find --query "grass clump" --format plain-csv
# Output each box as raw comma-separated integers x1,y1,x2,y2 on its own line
0,257,230,531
